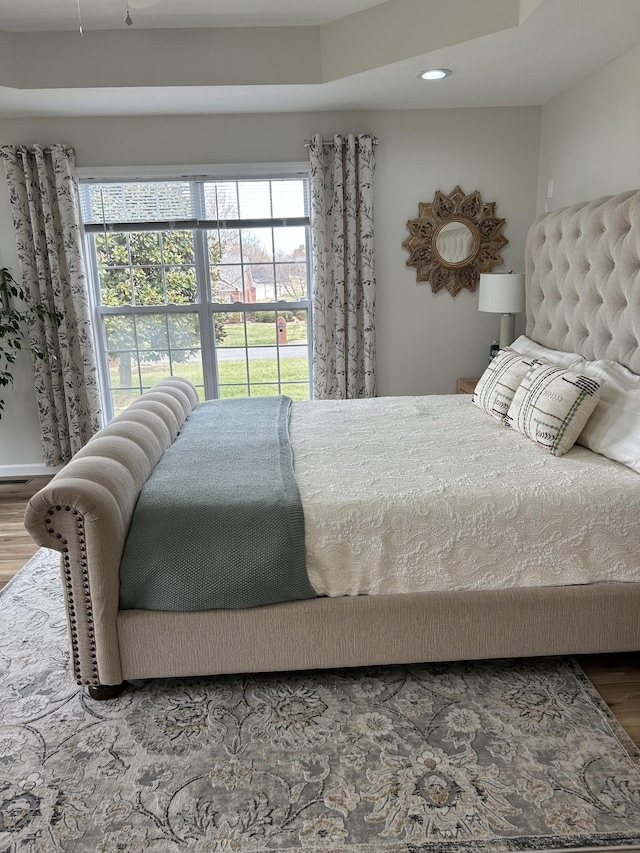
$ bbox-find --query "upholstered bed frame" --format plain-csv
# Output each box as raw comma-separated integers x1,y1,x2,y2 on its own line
526,189,640,373
24,189,640,698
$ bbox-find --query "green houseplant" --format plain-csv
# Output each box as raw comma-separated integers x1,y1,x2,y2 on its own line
0,266,61,419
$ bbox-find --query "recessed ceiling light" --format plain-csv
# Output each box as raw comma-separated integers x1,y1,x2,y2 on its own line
418,69,452,80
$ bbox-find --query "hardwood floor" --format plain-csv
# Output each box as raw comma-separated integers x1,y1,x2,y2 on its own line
1,476,639,750
0,475,52,589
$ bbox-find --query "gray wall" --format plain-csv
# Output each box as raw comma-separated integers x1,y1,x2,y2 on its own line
0,106,541,470
537,41,640,213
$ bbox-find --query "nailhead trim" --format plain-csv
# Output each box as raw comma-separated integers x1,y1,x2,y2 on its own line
49,507,100,687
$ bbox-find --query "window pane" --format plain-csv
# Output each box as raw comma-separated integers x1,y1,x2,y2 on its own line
217,348,249,386
274,226,306,260
248,349,279,383
218,229,241,264
104,314,136,352
204,181,239,219
276,262,307,301
99,269,132,306
250,384,280,397
242,228,273,263
108,232,129,263
110,351,141,390
271,180,306,218
102,311,205,401
162,230,195,264
136,315,169,351
247,264,275,302
218,385,249,399
214,312,242,347
140,342,204,388
282,315,308,346
170,350,204,386
132,267,164,306
165,266,197,304
213,310,310,399
246,316,276,345
139,352,171,388
141,350,169,366
217,345,247,363
203,183,220,220
96,232,128,268
237,181,272,218
168,314,201,350
108,355,128,390
208,232,222,266
112,388,142,416
279,352,309,382
130,232,161,266
281,383,311,401
212,266,242,303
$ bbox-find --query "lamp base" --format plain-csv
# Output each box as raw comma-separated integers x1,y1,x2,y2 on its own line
499,313,516,349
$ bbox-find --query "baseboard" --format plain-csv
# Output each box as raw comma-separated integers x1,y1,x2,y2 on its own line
0,463,63,478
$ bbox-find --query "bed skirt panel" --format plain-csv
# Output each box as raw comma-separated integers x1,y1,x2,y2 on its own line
116,582,640,682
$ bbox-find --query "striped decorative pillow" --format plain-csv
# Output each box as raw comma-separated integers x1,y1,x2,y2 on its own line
472,350,544,421
505,364,601,456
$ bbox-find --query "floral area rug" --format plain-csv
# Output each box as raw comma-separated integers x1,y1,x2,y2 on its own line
2,549,640,853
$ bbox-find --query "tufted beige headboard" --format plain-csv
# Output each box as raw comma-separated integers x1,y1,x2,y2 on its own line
526,188,640,375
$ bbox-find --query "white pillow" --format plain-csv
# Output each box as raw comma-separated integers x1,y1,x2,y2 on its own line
575,359,640,473
511,340,640,473
509,335,584,369
472,349,543,421
505,364,601,456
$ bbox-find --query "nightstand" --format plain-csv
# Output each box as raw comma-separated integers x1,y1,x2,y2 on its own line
457,378,479,395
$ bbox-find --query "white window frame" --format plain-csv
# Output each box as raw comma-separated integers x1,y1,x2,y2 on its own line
78,164,312,421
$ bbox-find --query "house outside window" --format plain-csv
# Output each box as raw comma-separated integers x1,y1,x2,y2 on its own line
79,171,312,420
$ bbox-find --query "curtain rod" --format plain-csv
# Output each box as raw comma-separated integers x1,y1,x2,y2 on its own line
303,137,379,148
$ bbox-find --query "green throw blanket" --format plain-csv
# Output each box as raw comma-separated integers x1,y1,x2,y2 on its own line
118,396,315,611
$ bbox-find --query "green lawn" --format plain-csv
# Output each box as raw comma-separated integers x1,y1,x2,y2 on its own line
110,354,310,413
219,320,308,347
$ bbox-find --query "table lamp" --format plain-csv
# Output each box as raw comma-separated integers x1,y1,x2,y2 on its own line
478,271,526,349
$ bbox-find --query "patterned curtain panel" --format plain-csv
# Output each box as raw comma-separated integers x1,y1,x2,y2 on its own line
308,134,376,399
1,144,101,466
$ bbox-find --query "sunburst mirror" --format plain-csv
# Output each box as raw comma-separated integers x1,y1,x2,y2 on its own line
402,186,508,296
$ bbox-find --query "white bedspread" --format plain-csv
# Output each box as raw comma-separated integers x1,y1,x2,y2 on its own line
290,395,640,596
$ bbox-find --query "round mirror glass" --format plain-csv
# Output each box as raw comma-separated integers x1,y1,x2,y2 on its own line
434,221,477,265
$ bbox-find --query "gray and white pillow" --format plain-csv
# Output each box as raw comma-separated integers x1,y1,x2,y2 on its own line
472,350,543,421
505,364,601,456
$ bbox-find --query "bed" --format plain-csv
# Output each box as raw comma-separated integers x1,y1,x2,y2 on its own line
24,187,640,699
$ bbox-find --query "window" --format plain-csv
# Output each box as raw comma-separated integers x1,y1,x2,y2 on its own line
79,174,312,419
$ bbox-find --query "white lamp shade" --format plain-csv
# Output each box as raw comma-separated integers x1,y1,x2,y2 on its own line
478,273,526,314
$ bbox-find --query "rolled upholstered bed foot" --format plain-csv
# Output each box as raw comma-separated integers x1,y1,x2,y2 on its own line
87,683,126,701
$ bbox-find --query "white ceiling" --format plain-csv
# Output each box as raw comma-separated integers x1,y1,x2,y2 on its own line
0,0,639,117
0,0,390,31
